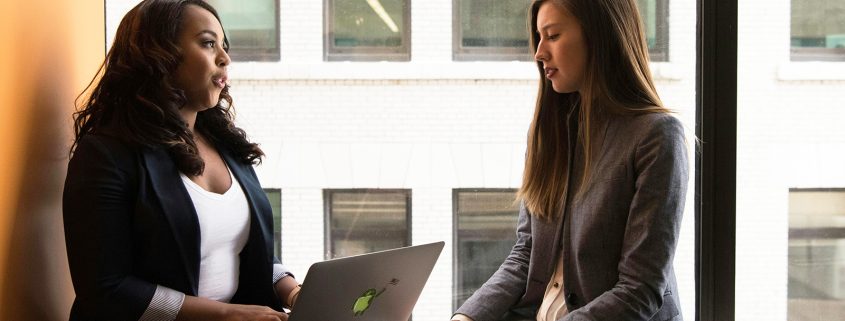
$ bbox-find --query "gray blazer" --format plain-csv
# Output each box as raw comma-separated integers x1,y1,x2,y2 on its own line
456,113,688,321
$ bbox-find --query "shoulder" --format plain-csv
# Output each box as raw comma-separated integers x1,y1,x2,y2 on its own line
620,113,686,147
628,112,683,133
72,133,141,168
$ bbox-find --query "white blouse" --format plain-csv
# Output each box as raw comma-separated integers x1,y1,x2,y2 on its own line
180,168,250,302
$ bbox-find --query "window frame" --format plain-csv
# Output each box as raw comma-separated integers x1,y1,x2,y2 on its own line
696,0,737,319
211,0,280,62
323,188,413,259
323,0,412,62
787,187,845,239
791,47,845,62
263,188,282,259
451,188,519,310
451,0,533,62
789,0,845,62
646,0,670,62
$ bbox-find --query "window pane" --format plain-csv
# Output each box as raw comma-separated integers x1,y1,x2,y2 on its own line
326,0,410,61
326,190,410,259
453,0,532,61
264,189,282,259
791,0,845,61
787,189,845,320
206,0,279,61
637,0,669,61
453,189,519,310
738,0,845,317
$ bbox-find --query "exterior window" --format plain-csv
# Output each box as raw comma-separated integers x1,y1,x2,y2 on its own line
452,0,532,61
637,0,669,61
453,0,668,62
788,189,845,319
263,188,282,258
453,189,519,310
324,189,411,259
791,0,845,61
324,0,411,61
206,0,280,61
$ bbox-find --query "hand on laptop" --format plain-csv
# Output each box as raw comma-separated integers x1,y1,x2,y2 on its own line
219,303,289,321
177,296,288,321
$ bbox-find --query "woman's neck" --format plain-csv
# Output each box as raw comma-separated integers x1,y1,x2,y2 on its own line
180,108,198,131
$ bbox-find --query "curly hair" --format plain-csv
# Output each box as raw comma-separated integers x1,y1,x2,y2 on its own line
72,0,263,176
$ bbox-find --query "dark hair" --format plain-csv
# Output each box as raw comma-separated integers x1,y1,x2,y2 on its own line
519,0,668,220
72,0,263,176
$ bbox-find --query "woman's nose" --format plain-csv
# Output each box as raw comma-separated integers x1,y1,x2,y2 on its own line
534,42,546,62
534,48,546,62
218,49,231,67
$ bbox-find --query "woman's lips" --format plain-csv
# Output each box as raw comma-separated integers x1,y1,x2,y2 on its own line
213,75,228,88
544,67,557,78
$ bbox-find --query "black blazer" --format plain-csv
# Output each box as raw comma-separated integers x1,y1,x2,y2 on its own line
63,133,281,321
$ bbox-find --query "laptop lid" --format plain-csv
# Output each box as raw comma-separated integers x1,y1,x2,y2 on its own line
288,241,444,321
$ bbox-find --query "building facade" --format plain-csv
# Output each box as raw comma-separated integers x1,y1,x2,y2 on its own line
105,0,845,320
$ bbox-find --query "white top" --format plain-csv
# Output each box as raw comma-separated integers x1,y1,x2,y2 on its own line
180,168,251,302
536,254,568,321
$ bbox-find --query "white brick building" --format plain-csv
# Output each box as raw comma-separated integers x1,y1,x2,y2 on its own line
106,0,845,320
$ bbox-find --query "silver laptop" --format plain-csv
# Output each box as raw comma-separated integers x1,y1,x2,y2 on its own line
288,241,444,321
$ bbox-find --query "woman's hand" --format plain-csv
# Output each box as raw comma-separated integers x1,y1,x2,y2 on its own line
177,296,288,321
220,303,288,321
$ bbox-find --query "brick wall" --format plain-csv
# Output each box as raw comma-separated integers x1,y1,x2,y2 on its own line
104,0,845,320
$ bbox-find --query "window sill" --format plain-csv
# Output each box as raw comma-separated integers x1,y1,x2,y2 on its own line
229,61,685,81
229,61,538,80
777,62,845,81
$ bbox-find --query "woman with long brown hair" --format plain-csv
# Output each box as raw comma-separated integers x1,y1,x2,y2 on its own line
452,0,687,320
64,1,300,320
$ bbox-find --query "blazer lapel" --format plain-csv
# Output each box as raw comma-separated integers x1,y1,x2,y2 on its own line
141,148,201,294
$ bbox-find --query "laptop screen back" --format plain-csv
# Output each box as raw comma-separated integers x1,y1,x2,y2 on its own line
288,241,444,321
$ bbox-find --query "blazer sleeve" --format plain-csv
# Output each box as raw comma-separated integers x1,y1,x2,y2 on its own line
63,135,159,320
454,202,534,321
563,115,688,321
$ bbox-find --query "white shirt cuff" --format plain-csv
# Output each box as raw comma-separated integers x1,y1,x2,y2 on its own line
273,263,294,284
139,285,185,321
452,313,475,321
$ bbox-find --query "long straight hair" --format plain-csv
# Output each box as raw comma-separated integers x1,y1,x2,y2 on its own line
518,0,669,221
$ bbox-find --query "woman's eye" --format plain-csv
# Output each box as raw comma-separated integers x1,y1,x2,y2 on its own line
202,40,215,48
548,34,560,40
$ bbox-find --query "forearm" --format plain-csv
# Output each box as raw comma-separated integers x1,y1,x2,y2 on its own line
174,296,227,321
274,276,300,309
176,295,288,321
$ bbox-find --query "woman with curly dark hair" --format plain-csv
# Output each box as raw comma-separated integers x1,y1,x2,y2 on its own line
64,1,298,320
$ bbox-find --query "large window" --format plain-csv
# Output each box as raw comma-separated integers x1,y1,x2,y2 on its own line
791,0,845,61
453,189,520,310
324,189,411,259
787,189,845,320
206,0,280,61
263,189,282,258
452,0,532,61
324,0,411,61
637,0,669,61
453,0,668,61
736,0,845,317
